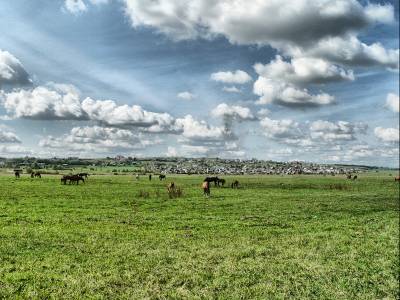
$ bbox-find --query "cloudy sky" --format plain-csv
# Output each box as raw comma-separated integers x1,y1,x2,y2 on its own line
0,0,399,166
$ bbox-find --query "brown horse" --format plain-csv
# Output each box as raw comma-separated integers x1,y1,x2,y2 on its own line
202,181,210,197
159,174,166,181
395,176,400,182
167,182,176,194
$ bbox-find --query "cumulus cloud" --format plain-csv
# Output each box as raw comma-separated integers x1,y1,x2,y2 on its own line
0,49,31,87
123,1,398,71
254,55,354,85
123,0,394,46
374,127,399,143
289,35,399,69
39,126,159,152
310,120,367,142
253,77,334,107
2,84,84,120
175,115,228,142
81,97,174,128
177,91,195,101
260,117,303,139
0,126,21,143
211,103,254,121
386,93,399,113
1,84,176,130
210,70,252,84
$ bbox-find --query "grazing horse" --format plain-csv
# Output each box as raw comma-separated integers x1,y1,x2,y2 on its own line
217,178,226,187
61,175,68,185
231,180,239,189
202,181,210,197
395,176,400,182
61,175,85,185
78,173,89,179
34,172,41,178
352,175,358,180
167,182,176,195
14,171,20,179
204,176,219,186
149,174,152,181
159,174,166,181
346,174,352,180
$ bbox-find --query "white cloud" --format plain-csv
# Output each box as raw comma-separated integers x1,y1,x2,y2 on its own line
123,0,394,46
166,146,177,157
177,91,195,101
254,55,354,85
1,84,176,130
39,126,159,152
0,49,31,86
81,97,174,128
175,115,226,142
64,0,109,14
290,35,399,69
2,84,84,120
0,126,21,143
64,0,87,14
257,108,270,117
374,127,399,143
222,86,241,93
0,145,32,157
310,120,367,142
211,103,254,121
260,117,303,139
253,77,334,107
386,93,399,113
211,70,252,84
123,1,398,70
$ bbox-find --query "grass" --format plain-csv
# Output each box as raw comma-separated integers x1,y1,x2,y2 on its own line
0,173,398,299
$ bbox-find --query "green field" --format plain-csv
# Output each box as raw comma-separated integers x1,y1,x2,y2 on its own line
0,173,398,299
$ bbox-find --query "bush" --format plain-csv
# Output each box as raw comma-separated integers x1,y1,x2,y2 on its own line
137,190,150,198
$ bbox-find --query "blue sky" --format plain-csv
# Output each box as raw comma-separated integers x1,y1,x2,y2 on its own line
0,0,398,166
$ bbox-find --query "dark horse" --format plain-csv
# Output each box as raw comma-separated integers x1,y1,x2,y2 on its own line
14,170,20,178
159,174,166,181
61,175,85,185
204,176,219,186
231,180,239,189
31,172,41,178
78,173,89,179
217,178,226,187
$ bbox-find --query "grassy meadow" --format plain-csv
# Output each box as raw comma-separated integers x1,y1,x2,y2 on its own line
0,172,398,299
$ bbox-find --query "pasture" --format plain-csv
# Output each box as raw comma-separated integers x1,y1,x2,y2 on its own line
0,173,398,299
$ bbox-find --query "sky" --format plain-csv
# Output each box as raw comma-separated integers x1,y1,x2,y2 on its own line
0,0,399,166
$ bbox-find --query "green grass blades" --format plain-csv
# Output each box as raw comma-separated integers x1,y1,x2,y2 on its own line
0,174,398,299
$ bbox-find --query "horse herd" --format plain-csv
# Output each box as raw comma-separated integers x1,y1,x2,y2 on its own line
12,169,400,192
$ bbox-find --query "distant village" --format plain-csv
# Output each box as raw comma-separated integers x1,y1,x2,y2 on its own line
0,156,387,175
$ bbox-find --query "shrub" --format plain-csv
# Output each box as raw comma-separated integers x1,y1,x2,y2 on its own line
137,190,150,198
